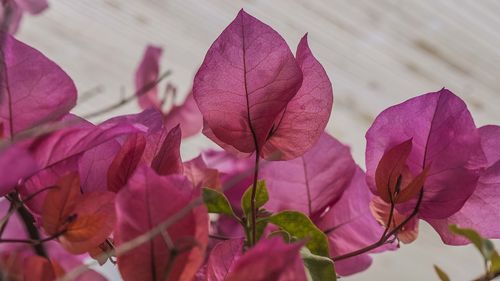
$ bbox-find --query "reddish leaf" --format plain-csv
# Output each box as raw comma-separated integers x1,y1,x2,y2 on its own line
183,155,221,190
59,192,116,254
42,172,81,236
23,256,65,281
366,89,485,219
107,134,146,192
116,166,208,281
20,157,78,216
261,34,333,160
0,253,24,281
135,45,163,111
42,173,116,254
396,165,430,203
193,9,302,154
369,196,419,244
151,125,183,175
0,35,76,138
225,237,307,281
374,139,412,203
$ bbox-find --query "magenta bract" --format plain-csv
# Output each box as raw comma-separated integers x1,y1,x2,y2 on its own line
366,89,485,220
115,166,208,281
193,10,332,160
0,35,76,137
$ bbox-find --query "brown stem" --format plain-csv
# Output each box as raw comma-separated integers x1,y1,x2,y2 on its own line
15,199,47,257
0,199,14,238
82,70,171,119
332,188,424,262
249,151,260,246
0,230,65,244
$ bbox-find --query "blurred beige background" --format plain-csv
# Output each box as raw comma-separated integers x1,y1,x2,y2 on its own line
16,0,500,280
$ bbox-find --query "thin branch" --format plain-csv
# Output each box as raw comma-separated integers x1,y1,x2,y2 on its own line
0,229,65,244
0,200,14,237
249,151,260,246
78,85,104,103
82,70,171,119
21,185,56,203
332,188,424,262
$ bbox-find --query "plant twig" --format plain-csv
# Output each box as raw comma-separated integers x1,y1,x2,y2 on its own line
332,188,424,261
82,70,171,119
249,151,260,246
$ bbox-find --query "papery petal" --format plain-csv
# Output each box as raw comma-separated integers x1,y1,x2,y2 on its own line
15,0,48,14
0,145,37,196
44,240,108,281
478,125,500,167
428,160,500,244
0,35,76,137
260,133,355,218
135,45,163,111
365,89,484,219
202,150,253,212
225,237,307,281
164,92,203,138
261,34,333,160
316,168,394,276
79,139,121,193
193,10,302,154
0,1,23,34
116,166,208,281
105,109,165,163
206,239,244,281
107,134,146,193
28,115,144,170
151,125,183,175
21,157,78,216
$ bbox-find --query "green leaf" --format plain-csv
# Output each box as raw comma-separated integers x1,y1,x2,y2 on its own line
202,188,236,217
449,224,495,260
490,250,500,274
434,265,451,281
241,180,269,218
267,211,330,257
301,247,337,281
268,230,292,242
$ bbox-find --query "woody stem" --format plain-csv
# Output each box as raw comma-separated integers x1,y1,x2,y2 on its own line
332,188,424,262
249,150,260,246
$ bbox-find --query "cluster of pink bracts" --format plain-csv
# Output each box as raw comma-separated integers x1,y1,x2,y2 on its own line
0,8,499,281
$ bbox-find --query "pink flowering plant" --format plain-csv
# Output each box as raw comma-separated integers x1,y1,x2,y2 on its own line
0,5,499,281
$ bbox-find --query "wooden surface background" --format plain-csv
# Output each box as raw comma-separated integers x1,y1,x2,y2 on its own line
16,0,500,280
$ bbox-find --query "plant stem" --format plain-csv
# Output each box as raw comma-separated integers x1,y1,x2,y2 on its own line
249,150,260,246
9,192,48,257
332,188,424,261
